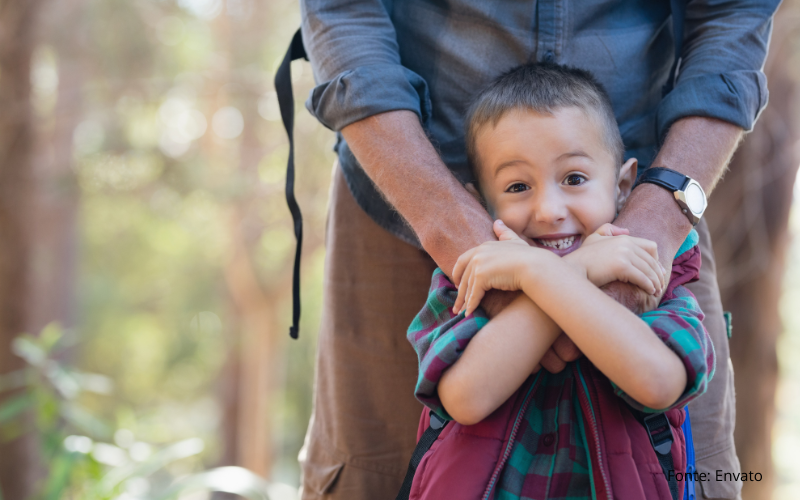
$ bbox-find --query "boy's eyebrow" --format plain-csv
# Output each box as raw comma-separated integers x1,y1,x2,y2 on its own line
556,150,592,161
493,150,593,177
493,160,526,177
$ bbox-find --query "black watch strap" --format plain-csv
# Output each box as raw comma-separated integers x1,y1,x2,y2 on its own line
636,167,689,192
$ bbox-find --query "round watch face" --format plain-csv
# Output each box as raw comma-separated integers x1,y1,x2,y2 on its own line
684,182,706,214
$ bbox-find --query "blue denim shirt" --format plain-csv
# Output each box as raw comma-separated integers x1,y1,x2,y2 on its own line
300,0,777,247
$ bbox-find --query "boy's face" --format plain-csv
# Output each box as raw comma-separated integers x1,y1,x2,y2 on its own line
475,107,636,256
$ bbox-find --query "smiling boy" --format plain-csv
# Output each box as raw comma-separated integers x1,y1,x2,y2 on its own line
406,63,715,499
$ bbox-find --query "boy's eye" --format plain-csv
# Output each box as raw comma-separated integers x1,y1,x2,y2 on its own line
565,174,586,186
506,183,530,193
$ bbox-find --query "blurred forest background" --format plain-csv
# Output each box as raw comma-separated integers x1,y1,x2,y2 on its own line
0,0,797,499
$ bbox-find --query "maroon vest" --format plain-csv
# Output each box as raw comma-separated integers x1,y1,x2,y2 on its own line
410,363,686,500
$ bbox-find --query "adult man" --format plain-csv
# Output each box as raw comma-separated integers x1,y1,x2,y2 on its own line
296,1,779,499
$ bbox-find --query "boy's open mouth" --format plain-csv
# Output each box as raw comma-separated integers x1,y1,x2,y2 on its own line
533,234,581,256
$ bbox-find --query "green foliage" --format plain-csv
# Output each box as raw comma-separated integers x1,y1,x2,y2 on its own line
0,325,294,500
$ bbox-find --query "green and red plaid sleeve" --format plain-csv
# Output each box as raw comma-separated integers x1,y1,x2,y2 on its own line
406,268,488,420
611,282,716,413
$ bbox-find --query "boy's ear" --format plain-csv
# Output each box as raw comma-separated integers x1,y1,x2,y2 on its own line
616,158,638,212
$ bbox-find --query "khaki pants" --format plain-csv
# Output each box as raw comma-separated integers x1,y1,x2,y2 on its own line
300,165,742,500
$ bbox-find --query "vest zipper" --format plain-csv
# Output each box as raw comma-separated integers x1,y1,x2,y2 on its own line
481,375,540,500
576,361,612,500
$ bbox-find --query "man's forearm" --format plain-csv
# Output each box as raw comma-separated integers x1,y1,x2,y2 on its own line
342,110,518,316
341,110,493,276
616,116,743,267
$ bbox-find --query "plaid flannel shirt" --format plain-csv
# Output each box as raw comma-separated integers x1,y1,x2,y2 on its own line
406,230,715,499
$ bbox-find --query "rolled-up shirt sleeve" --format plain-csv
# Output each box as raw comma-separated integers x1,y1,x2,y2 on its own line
300,0,432,131
656,0,780,140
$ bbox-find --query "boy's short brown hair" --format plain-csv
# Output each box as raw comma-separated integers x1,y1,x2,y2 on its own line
465,62,624,183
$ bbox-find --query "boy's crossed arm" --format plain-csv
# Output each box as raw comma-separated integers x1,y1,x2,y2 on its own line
439,222,685,425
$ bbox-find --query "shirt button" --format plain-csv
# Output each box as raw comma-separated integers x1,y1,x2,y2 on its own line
544,50,555,62
542,433,555,446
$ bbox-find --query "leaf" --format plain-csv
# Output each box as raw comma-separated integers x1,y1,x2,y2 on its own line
11,336,46,367
42,452,75,500
0,392,32,423
38,322,64,353
61,403,112,440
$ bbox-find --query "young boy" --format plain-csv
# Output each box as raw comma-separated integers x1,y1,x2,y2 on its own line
405,63,714,499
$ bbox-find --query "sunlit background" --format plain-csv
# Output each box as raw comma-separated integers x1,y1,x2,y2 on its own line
0,0,797,499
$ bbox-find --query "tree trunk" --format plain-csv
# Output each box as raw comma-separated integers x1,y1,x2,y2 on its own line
0,0,44,498
29,0,83,337
705,4,800,499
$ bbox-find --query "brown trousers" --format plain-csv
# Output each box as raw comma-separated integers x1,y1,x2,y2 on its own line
299,166,742,500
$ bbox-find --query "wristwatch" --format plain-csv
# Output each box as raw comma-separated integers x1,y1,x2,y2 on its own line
635,167,707,226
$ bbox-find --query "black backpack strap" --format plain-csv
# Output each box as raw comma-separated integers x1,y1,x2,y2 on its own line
632,410,679,500
664,0,686,96
274,29,307,339
395,412,448,500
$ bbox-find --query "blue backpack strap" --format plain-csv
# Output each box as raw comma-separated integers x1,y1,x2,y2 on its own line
275,29,308,339
683,406,697,500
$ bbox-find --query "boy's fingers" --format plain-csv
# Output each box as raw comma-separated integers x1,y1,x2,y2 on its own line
466,284,486,317
452,251,472,285
631,244,662,280
629,236,659,261
631,255,662,295
454,265,471,313
626,264,657,295
459,265,475,314
494,220,523,242
594,223,616,237
595,222,629,237
606,223,630,236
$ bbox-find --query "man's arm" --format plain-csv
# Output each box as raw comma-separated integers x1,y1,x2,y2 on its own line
610,117,743,308
341,110,494,275
302,0,518,315
341,111,517,315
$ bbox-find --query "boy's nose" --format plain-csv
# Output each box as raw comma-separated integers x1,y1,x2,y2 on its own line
532,187,568,224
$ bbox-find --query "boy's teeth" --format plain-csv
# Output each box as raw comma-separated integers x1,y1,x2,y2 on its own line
539,236,575,249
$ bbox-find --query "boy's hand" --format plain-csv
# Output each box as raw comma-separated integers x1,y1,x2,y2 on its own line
452,221,535,316
564,223,667,296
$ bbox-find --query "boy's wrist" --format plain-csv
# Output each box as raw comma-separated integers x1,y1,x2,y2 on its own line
521,249,576,296
561,251,589,281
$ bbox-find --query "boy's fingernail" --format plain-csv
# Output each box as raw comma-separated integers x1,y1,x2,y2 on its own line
497,220,505,226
